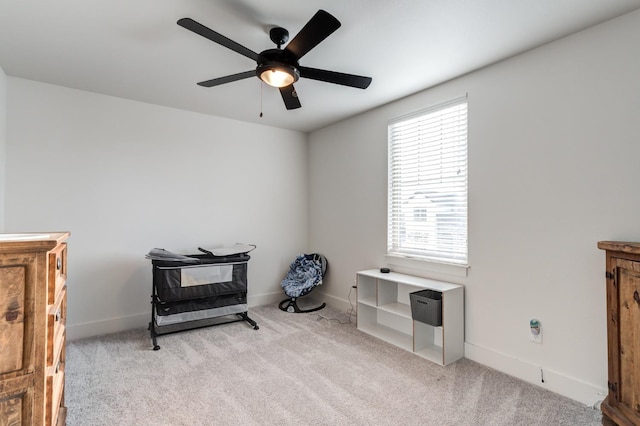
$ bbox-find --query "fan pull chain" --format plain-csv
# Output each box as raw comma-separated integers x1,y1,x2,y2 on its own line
259,82,263,118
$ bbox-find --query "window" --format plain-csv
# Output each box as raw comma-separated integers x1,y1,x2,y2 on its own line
387,97,468,265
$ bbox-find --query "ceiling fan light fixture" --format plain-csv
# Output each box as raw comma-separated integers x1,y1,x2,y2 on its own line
257,64,299,88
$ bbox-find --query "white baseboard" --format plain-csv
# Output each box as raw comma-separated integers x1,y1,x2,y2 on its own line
67,312,150,341
464,342,607,407
318,289,357,313
321,290,606,408
248,291,282,307
67,292,284,341
67,290,604,408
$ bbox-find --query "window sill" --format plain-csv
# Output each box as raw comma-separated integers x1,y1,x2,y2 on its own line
385,255,469,278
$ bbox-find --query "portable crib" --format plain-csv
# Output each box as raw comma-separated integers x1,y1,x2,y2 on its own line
148,250,258,350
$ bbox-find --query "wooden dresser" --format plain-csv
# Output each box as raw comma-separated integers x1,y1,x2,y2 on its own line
0,232,70,425
598,241,640,426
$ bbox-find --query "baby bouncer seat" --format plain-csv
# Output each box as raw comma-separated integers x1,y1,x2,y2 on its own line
279,253,327,313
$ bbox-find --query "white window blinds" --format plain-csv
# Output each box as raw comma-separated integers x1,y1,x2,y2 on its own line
387,97,468,265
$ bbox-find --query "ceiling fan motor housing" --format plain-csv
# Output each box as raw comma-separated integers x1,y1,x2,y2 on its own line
269,27,289,48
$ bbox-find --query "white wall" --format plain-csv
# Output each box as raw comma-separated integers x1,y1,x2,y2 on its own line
309,9,640,405
5,78,309,339
0,65,6,231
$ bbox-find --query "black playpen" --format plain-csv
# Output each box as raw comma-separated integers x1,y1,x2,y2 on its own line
147,247,258,350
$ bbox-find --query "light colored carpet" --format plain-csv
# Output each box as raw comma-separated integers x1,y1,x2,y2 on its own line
65,304,603,425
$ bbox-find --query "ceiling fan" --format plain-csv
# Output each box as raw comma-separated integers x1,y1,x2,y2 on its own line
177,9,372,110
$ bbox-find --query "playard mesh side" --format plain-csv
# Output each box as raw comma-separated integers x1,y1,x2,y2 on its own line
152,254,249,302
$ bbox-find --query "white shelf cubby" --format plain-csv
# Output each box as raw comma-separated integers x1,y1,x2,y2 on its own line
356,269,464,366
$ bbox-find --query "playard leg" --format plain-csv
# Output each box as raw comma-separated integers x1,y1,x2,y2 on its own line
239,312,260,330
149,322,161,350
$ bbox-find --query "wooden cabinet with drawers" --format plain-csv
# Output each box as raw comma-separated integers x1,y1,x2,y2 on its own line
0,232,70,426
598,241,640,426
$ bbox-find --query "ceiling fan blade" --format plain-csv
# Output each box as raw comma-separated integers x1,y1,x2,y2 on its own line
284,10,341,60
197,70,255,87
299,66,372,89
178,18,259,62
279,85,301,110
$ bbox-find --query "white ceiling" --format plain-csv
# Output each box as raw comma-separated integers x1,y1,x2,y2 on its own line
1,1,639,133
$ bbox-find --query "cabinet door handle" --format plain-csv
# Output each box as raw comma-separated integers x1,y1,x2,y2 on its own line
57,257,62,270
55,309,62,322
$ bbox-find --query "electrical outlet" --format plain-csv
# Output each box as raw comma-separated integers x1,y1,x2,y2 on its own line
529,319,542,344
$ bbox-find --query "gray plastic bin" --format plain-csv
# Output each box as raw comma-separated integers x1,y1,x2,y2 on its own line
410,289,442,326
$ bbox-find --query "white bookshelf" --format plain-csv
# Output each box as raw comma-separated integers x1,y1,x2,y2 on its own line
356,269,464,366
